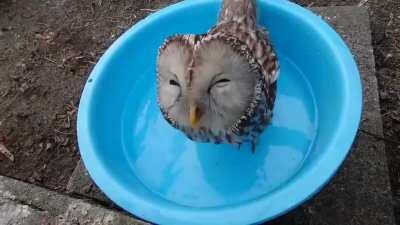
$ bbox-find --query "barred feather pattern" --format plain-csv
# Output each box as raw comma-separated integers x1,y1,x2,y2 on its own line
157,0,279,150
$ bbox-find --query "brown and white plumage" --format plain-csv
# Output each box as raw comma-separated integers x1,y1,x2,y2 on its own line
157,0,279,151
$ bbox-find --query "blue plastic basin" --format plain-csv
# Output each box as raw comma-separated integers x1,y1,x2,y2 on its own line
77,0,362,224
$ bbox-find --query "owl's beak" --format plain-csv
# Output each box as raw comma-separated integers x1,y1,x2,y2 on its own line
189,104,203,128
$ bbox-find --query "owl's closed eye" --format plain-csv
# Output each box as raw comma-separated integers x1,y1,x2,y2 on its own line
156,0,279,151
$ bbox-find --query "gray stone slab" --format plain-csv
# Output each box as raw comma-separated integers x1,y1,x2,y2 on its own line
67,159,110,204
68,6,396,225
0,198,52,225
269,6,395,225
0,175,149,225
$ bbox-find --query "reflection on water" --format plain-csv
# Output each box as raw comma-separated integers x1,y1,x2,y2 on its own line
122,56,317,207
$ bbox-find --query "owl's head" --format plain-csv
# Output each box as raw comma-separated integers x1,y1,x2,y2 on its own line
157,35,262,135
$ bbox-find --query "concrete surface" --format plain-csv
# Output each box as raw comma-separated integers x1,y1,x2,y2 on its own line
2,5,395,225
270,6,396,225
0,175,149,225
67,160,110,204
0,198,52,225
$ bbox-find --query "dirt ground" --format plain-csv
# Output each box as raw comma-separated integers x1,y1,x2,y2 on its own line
0,0,398,221
0,0,177,191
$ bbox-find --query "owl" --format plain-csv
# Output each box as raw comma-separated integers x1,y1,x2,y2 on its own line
156,0,279,151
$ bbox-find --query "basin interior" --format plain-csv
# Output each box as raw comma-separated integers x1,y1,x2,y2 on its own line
87,1,347,209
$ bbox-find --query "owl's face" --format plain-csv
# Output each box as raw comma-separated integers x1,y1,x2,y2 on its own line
157,36,260,134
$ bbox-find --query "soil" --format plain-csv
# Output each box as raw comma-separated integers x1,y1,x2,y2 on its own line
0,0,398,222
0,0,177,191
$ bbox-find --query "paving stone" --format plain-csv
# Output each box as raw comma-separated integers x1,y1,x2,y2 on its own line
67,159,110,204
0,198,52,225
0,175,149,225
269,6,396,225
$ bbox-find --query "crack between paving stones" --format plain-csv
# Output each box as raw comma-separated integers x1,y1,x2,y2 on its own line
359,129,400,145
68,193,151,223
10,198,47,212
68,192,113,208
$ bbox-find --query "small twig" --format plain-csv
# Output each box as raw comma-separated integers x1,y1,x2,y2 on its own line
74,56,85,60
116,25,127,30
1,90,9,97
387,13,394,26
84,61,96,65
358,0,369,7
43,57,57,64
54,129,73,135
382,111,392,117
359,129,400,145
307,2,315,7
140,8,157,12
67,101,78,110
0,143,14,162
36,22,50,27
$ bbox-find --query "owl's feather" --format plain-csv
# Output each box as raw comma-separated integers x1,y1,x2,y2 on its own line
210,0,279,84
156,0,279,150
219,0,257,29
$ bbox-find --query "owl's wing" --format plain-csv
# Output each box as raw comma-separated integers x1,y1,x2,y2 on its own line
207,22,279,86
255,27,279,84
219,0,257,30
